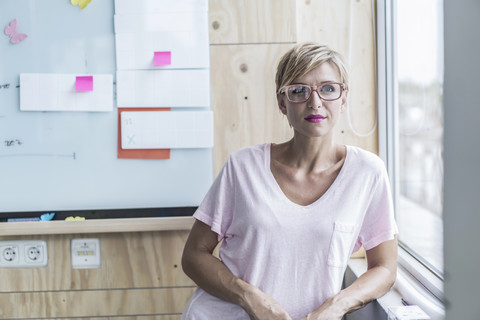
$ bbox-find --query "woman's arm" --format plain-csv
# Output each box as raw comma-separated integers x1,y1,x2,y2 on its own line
182,219,292,320
302,236,398,320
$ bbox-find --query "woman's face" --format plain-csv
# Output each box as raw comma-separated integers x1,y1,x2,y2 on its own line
277,62,347,139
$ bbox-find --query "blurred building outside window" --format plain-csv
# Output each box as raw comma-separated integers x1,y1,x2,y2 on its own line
394,0,444,276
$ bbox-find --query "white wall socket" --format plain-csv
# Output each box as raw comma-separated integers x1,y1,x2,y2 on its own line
71,238,101,269
0,240,48,268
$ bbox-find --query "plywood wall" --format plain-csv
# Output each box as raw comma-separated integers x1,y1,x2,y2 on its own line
0,1,377,319
210,0,378,175
0,231,195,319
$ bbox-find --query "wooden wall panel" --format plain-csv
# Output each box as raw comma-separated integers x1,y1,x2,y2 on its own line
0,231,194,292
209,0,296,44
295,0,351,53
210,44,294,175
296,0,378,154
0,231,195,319
0,288,194,319
210,0,378,175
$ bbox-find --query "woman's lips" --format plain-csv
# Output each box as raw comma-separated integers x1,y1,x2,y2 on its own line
304,114,326,123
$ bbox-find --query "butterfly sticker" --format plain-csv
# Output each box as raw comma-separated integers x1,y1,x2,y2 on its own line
71,0,92,10
4,19,28,44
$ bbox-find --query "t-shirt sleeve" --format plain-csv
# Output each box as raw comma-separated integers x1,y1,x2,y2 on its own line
193,156,236,242
354,163,399,252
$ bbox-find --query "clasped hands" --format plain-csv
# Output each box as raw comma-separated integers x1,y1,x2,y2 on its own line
242,286,343,320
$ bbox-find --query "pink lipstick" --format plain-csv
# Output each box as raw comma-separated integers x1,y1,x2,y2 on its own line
304,114,326,123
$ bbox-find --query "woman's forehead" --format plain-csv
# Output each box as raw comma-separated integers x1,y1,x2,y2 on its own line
293,62,342,84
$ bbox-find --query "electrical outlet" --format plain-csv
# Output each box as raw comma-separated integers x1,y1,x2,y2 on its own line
25,244,44,263
0,241,48,268
1,245,19,263
71,238,101,269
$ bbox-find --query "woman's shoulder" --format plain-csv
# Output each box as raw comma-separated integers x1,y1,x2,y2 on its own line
346,145,387,174
229,143,269,162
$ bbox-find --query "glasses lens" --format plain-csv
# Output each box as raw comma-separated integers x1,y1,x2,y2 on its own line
319,83,342,100
286,85,311,102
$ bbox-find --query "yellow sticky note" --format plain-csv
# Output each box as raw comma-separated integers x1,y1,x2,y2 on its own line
71,0,92,9
65,216,86,221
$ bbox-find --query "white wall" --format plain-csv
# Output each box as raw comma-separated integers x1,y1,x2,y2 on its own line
443,0,480,318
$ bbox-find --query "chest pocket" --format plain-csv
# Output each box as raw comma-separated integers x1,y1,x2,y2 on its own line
327,221,357,268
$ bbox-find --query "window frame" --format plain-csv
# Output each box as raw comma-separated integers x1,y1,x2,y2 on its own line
376,0,444,304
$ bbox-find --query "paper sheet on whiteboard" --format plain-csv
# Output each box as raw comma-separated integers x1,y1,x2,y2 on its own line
117,107,171,159
20,73,113,112
114,0,208,14
115,30,209,70
116,69,210,108
120,110,213,149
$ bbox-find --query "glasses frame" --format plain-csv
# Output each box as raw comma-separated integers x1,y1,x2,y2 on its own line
279,82,346,103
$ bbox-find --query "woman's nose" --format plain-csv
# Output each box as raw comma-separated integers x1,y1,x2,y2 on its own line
309,90,323,109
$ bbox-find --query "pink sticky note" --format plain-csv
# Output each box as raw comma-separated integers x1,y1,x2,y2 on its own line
75,76,93,91
153,51,171,66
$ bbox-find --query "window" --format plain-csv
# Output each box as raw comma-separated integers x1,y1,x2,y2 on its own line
379,0,444,298
394,0,444,276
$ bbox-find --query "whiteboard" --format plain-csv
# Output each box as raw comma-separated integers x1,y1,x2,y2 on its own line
0,0,212,213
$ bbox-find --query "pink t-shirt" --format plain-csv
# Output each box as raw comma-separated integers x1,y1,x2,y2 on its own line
181,143,398,320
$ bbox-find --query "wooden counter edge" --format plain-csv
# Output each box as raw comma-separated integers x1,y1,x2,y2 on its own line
0,216,195,236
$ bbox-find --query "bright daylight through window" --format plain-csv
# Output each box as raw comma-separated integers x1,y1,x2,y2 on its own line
394,0,444,276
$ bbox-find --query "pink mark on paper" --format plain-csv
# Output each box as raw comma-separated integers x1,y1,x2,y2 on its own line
153,51,171,66
75,76,93,92
4,19,28,44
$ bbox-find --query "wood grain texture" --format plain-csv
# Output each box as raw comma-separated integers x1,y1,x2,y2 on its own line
0,217,195,236
296,0,378,154
0,231,195,292
209,0,378,175
210,44,294,175
0,288,195,319
209,0,296,44
0,231,196,318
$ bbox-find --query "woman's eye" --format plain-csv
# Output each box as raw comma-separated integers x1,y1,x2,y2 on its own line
292,86,308,94
321,85,335,92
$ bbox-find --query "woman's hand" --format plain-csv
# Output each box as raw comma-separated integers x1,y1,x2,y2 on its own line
300,296,344,320
240,285,293,320
302,238,398,320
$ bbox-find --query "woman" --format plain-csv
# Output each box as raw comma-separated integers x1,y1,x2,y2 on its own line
181,42,398,320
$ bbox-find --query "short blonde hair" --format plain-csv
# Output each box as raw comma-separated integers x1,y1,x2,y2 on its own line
275,42,349,93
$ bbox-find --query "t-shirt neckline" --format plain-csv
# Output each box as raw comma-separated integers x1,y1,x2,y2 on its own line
264,143,350,209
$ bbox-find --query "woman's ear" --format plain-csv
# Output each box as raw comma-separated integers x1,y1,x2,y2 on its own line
277,93,288,115
340,89,348,113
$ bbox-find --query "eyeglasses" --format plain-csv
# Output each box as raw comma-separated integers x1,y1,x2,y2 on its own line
279,82,345,103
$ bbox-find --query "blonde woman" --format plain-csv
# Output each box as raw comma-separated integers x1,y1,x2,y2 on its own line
181,42,398,320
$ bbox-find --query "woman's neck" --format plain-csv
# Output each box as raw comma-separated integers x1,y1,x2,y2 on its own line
274,135,343,173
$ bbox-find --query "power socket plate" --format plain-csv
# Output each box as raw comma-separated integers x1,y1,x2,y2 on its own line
71,238,101,269
0,240,48,268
